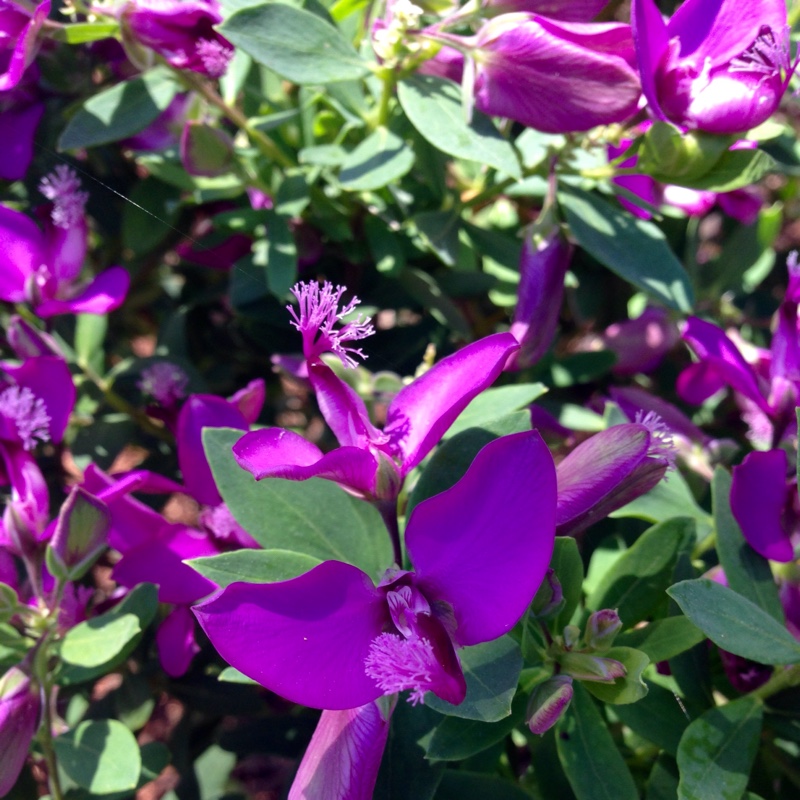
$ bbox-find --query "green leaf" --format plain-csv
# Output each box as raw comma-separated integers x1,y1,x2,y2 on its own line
425,636,522,722
668,579,800,664
549,352,617,387
443,383,547,439
54,720,141,793
58,584,158,685
410,211,462,268
254,210,298,298
647,756,680,800
674,148,777,192
587,517,694,626
338,127,414,191
615,616,705,663
398,75,521,179
187,549,322,587
121,177,181,257
407,412,531,514
583,646,649,704
51,21,120,44
676,697,763,800
556,682,639,800
551,536,584,631
611,470,712,539
614,681,690,756
434,772,532,800
59,67,179,150
220,3,370,84
712,467,784,623
425,693,526,761
559,184,694,311
203,428,392,579
219,666,260,684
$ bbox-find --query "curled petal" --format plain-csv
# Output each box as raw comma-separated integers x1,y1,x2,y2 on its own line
386,332,519,475
408,430,556,646
157,605,201,678
289,699,395,800
35,266,131,318
630,0,669,120
0,103,43,181
234,428,380,498
731,450,794,562
228,378,266,424
0,204,44,303
194,561,390,709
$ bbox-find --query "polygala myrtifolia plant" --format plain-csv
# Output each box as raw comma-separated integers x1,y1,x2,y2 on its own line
3,0,800,797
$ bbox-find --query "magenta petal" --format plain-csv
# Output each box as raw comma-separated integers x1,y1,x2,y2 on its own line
0,204,44,303
193,561,389,709
228,378,266,424
177,394,248,505
680,317,770,413
631,0,668,120
113,526,217,603
731,450,794,562
35,266,131,318
0,669,40,797
309,363,383,449
157,605,201,677
0,446,49,549
288,700,394,800
44,216,87,285
233,429,380,497
0,103,43,181
408,430,556,646
385,332,519,475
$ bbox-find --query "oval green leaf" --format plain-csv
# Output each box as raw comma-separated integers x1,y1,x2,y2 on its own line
339,127,414,191
187,549,322,587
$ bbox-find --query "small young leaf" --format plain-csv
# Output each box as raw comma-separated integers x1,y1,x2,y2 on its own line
187,549,322,587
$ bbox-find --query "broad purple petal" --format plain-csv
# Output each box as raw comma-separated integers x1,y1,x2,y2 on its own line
177,394,249,505
113,525,218,603
0,446,49,549
228,378,266,424
44,215,87,285
35,266,131,318
485,0,608,21
408,430,556,646
233,428,380,497
609,386,708,443
289,700,394,800
385,332,519,475
193,561,389,709
157,605,201,677
0,669,40,796
679,316,770,413
0,103,42,181
731,450,794,562
0,204,44,303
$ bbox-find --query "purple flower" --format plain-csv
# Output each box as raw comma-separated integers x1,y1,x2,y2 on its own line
484,0,607,21
0,167,130,317
121,0,234,78
288,698,395,800
526,675,573,735
601,307,679,375
0,66,44,181
233,281,519,500
730,449,796,563
556,415,676,537
0,666,40,796
195,431,556,709
632,0,794,134
465,14,641,133
0,0,50,92
507,222,572,370
138,361,189,410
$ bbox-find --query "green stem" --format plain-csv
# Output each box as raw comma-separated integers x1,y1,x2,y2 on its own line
178,71,295,168
374,67,397,128
40,683,64,800
749,663,800,701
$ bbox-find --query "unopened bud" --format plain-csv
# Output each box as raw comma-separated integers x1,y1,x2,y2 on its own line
558,651,626,683
638,122,730,184
529,569,564,620
180,121,235,178
526,675,573,735
0,584,18,625
47,487,110,582
562,624,581,650
0,667,41,796
584,609,622,652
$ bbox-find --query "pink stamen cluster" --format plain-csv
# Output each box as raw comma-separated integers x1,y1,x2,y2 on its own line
0,385,51,450
138,362,189,407
730,25,791,76
364,632,437,705
635,410,677,470
196,38,234,78
39,166,89,229
288,281,375,369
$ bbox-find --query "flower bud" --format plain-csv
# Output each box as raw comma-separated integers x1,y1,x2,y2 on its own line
526,675,573,735
0,583,18,625
562,624,581,650
529,568,564,620
0,667,40,796
558,651,626,682
584,609,622,651
638,122,730,184
180,121,235,177
47,487,111,582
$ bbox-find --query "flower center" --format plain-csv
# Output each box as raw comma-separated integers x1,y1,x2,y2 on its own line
138,362,189,407
39,165,88,230
196,38,234,78
635,410,677,470
0,385,50,450
288,280,375,368
730,25,790,77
